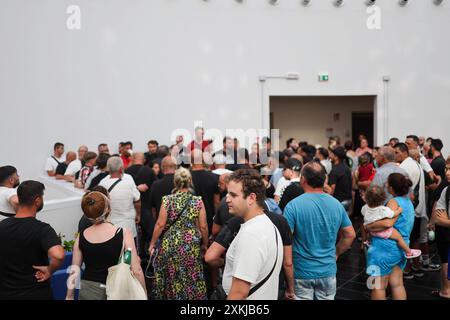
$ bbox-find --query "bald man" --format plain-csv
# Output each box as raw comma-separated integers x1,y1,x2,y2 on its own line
125,152,156,259
191,149,221,233
64,145,88,182
55,152,77,180
149,156,177,221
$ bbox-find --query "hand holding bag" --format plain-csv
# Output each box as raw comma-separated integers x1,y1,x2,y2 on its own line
106,236,147,300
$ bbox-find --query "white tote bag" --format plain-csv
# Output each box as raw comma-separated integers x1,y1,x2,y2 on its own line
106,244,147,300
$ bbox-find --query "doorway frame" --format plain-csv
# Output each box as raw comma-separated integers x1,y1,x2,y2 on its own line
265,94,381,147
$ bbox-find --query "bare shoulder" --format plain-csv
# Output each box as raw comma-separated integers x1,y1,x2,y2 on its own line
386,198,399,209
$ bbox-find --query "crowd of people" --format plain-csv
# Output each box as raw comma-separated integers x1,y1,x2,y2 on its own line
0,127,449,301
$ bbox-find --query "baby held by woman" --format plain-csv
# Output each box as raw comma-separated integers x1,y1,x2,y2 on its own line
362,185,421,259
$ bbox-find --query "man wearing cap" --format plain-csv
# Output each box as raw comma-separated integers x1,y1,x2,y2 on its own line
274,156,299,204
0,166,20,221
279,158,304,211
327,146,353,213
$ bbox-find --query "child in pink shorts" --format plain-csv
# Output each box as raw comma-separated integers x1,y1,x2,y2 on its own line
362,185,421,259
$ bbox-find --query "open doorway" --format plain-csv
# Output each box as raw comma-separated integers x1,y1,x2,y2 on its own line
270,96,376,148
352,112,374,148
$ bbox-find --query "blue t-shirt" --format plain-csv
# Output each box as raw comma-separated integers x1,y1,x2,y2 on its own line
284,193,352,280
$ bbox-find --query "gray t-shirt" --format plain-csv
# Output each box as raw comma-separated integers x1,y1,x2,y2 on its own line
371,162,408,201
435,187,450,218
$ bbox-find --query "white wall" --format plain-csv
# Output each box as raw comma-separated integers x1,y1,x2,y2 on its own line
1,0,450,180
271,96,374,148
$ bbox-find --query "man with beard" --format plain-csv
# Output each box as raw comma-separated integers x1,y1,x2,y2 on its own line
0,180,64,300
0,166,20,221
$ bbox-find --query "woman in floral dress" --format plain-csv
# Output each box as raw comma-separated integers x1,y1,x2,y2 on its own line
149,167,209,300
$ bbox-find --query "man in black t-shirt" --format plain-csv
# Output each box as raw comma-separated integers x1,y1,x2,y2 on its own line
144,140,159,167
0,180,64,300
212,198,232,236
191,149,220,233
327,146,353,212
149,156,177,220
126,152,156,258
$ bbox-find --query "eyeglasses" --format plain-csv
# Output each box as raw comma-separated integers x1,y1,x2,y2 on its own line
445,167,450,172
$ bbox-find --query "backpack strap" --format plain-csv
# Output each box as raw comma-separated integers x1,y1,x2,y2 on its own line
51,156,62,165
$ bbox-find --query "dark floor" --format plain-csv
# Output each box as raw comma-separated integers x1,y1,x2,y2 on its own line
336,232,443,300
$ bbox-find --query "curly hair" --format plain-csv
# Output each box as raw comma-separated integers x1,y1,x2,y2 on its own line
365,185,387,208
229,168,266,207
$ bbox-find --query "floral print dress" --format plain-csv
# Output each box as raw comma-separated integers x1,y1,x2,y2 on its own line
153,191,207,300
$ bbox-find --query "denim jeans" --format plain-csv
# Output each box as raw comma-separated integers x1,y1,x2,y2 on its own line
294,276,337,300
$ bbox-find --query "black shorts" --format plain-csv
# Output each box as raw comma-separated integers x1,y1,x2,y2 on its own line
436,241,450,264
410,217,422,243
436,226,450,264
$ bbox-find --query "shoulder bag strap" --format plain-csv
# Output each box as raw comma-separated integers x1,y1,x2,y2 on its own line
51,156,62,165
108,178,122,193
160,194,191,240
248,225,279,297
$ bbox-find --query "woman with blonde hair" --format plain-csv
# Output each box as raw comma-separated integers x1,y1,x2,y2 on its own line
149,167,209,299
66,186,146,300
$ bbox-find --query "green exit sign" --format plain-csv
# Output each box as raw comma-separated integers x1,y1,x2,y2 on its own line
318,73,329,82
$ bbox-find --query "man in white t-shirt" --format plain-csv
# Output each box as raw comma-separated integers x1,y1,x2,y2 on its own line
212,154,233,176
0,166,20,221
222,169,283,300
99,156,141,238
405,136,442,274
274,158,302,204
395,143,421,188
45,142,65,177
395,143,427,218
64,145,88,182
406,135,440,186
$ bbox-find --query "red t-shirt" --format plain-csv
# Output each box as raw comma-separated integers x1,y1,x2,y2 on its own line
188,140,211,152
121,154,131,169
358,163,375,182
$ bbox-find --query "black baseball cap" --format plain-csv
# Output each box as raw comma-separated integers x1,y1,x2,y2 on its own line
284,158,302,172
331,146,347,161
